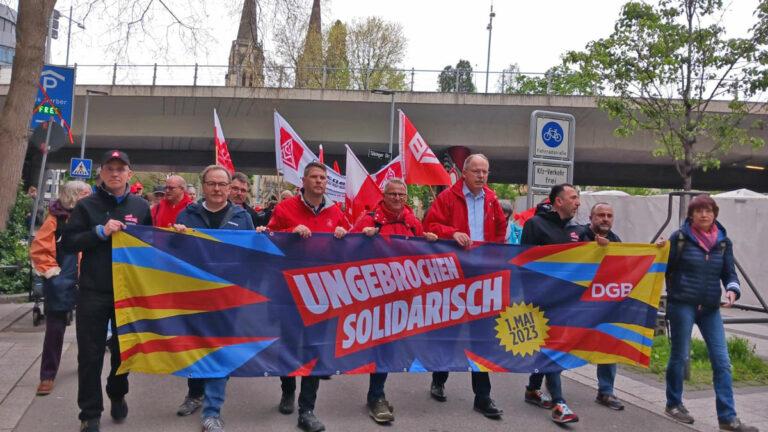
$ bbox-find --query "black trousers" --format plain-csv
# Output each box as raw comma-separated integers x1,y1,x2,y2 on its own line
76,292,128,421
432,371,491,401
280,376,320,413
187,378,205,398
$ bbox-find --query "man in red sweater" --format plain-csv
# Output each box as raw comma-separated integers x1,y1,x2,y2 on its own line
151,175,192,228
423,153,506,419
351,178,437,424
264,162,347,432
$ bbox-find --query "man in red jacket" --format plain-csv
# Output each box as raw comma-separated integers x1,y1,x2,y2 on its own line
264,162,347,432
151,175,192,228
351,178,437,424
423,153,506,419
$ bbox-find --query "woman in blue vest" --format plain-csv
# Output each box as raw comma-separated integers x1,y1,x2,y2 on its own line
664,195,756,432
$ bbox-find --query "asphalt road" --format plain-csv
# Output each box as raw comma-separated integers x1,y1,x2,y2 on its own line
14,342,695,432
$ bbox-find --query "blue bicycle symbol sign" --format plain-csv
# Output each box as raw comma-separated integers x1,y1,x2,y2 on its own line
541,121,564,148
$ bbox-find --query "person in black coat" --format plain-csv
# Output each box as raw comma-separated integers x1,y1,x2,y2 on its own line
62,151,152,432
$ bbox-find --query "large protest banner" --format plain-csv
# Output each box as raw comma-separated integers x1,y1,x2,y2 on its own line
113,226,668,377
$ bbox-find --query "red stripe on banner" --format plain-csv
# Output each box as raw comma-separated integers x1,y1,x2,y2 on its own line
464,349,509,372
288,358,318,377
509,243,583,266
121,335,272,361
543,326,649,364
115,285,268,312
346,362,377,374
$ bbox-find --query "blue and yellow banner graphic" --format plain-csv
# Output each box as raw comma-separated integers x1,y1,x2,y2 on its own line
113,226,669,377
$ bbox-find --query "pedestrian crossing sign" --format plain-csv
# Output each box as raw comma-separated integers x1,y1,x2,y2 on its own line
69,158,92,179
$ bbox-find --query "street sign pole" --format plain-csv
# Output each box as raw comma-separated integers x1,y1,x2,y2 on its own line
29,118,54,235
80,92,90,158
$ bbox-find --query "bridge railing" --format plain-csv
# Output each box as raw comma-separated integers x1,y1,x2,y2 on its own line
0,63,747,100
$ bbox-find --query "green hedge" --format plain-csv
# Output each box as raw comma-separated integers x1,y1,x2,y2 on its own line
0,185,32,294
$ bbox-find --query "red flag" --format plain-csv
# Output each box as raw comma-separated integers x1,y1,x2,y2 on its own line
398,110,450,186
213,109,235,174
372,155,403,189
333,160,341,174
319,144,325,164
345,145,383,223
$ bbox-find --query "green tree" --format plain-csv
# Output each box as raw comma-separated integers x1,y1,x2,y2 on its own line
325,20,350,90
347,17,408,90
438,59,476,92
499,63,594,95
566,0,766,190
0,184,32,293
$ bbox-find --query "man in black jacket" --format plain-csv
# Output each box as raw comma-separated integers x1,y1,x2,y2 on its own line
63,150,152,432
576,202,625,411
520,184,581,424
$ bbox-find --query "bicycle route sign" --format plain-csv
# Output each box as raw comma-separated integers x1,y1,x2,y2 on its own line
534,117,570,160
527,111,575,208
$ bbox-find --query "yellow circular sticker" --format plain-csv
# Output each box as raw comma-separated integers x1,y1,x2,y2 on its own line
495,302,549,357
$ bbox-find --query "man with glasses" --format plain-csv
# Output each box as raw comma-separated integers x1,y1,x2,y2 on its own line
423,153,507,419
264,162,348,432
172,165,255,432
351,177,438,424
229,172,260,227
151,175,192,229
63,150,152,432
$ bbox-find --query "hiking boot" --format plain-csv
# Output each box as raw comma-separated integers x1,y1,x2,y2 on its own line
552,402,579,424
596,393,625,410
278,391,295,414
368,398,394,423
473,398,503,418
298,410,326,432
36,379,54,396
719,418,759,432
665,404,694,424
177,395,203,416
201,416,225,432
79,418,100,432
430,382,447,402
110,397,128,421
524,389,554,409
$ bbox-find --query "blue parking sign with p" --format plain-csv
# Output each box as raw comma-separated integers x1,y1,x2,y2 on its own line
70,158,92,179
30,65,76,131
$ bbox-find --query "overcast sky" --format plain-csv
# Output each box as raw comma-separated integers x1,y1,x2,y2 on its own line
47,0,761,89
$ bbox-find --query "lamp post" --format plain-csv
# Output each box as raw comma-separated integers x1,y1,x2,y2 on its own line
371,89,396,161
64,6,86,67
484,4,496,93
80,90,109,158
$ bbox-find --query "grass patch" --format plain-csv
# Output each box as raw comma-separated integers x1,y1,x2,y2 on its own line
634,335,768,388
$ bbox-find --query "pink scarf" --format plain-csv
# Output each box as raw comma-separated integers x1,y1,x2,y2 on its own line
691,223,719,251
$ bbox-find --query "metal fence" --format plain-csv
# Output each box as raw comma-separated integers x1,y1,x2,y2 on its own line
0,63,748,100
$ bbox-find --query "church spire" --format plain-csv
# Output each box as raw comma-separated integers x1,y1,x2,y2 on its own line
225,0,264,87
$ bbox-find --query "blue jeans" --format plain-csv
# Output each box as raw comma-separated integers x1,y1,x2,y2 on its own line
528,372,563,403
665,302,736,423
202,377,228,418
597,364,617,395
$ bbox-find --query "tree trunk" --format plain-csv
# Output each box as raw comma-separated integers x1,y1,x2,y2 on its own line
0,0,57,230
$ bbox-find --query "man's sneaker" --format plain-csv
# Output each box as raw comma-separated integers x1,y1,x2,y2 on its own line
201,416,225,432
524,389,554,409
665,405,694,424
79,418,100,432
596,393,625,410
278,391,295,415
298,410,326,432
110,397,128,421
368,398,395,423
552,402,579,424
430,382,447,402
177,395,203,416
719,418,759,432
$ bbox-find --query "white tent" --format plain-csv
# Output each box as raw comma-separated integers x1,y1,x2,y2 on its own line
713,189,768,199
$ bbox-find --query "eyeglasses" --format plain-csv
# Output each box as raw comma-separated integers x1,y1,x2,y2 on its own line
204,181,230,189
230,186,248,193
385,192,408,198
467,169,489,176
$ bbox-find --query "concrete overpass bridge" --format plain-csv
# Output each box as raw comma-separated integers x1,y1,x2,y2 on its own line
2,85,767,191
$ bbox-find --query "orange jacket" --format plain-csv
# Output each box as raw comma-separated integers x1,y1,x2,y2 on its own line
29,215,61,278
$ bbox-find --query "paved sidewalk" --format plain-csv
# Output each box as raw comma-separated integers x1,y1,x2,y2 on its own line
0,302,765,431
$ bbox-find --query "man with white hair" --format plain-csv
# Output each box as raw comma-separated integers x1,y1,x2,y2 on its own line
423,153,507,419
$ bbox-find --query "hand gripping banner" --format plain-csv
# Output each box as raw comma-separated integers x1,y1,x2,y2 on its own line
113,226,669,377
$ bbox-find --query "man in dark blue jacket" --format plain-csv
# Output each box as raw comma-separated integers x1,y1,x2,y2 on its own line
63,150,152,432
172,165,255,432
